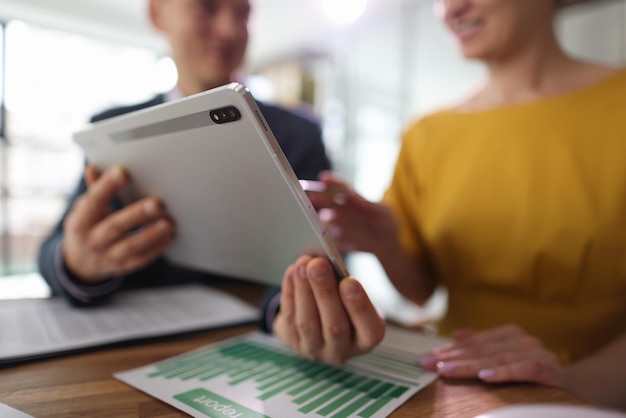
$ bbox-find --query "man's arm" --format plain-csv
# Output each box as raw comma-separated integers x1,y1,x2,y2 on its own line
38,175,123,305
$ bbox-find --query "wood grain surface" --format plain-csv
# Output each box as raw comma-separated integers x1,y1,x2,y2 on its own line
0,282,587,417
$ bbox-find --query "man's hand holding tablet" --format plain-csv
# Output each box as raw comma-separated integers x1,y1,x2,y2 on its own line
273,255,385,365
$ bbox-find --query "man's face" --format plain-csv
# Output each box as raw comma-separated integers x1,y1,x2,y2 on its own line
152,0,250,94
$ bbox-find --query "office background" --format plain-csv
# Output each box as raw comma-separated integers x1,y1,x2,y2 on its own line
0,0,624,321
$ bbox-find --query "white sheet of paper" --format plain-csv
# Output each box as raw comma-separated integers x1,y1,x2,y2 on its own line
115,327,449,418
0,402,34,418
0,284,259,364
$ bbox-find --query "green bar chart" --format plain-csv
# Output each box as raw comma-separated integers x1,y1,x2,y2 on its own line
115,332,439,418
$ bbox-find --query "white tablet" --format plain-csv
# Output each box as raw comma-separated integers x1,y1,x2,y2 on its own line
74,83,348,285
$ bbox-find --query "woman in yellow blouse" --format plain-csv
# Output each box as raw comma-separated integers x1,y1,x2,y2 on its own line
273,0,626,408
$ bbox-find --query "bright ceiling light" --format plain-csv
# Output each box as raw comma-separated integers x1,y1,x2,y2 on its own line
321,0,368,25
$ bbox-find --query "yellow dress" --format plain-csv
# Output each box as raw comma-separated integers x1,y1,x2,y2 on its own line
384,70,626,363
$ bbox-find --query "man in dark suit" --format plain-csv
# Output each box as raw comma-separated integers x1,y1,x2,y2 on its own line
37,0,331,328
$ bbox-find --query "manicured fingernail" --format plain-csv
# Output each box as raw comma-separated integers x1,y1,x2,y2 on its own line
437,361,455,374
419,353,437,368
341,281,361,300
478,369,495,379
310,264,330,281
319,208,333,222
333,193,347,205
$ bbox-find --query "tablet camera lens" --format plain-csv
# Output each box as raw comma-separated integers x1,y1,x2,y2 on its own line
210,106,241,124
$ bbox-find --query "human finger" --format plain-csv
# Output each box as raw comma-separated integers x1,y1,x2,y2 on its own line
420,329,474,368
86,166,127,206
435,350,524,379
452,328,475,341
72,167,128,231
433,324,527,356
274,264,299,349
102,219,174,275
306,258,351,365
339,277,385,353
435,344,562,382
432,333,543,363
456,324,526,346
477,357,565,387
307,191,342,210
87,198,166,251
305,172,362,209
318,171,351,191
292,256,324,360
84,165,101,186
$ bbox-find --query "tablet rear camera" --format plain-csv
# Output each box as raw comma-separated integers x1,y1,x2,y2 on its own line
210,106,241,124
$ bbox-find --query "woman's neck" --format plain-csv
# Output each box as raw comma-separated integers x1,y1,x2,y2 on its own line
485,40,573,101
458,29,617,112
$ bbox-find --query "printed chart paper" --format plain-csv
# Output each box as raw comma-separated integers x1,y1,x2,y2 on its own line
116,328,447,418
0,402,34,418
0,284,259,364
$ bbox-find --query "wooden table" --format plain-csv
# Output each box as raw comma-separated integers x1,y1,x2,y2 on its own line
0,283,587,418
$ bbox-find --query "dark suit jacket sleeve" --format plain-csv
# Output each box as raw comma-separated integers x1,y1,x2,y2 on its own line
36,176,81,298
259,102,332,180
37,97,166,306
39,97,332,313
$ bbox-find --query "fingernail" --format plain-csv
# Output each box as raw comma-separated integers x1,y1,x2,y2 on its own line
478,369,495,379
341,281,361,300
319,170,331,180
437,361,455,374
109,167,124,184
419,353,437,368
156,219,170,232
310,264,330,281
319,208,334,222
298,265,307,279
333,193,347,205
143,201,159,216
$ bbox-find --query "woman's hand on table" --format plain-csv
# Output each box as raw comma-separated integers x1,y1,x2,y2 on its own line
419,324,567,387
273,256,385,365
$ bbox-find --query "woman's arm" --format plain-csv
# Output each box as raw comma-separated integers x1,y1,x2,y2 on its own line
419,325,626,409
307,172,438,305
376,237,438,306
564,332,626,408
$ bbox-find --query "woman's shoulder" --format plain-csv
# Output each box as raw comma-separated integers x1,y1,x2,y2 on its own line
399,108,471,149
570,64,626,95
405,104,485,134
403,109,453,135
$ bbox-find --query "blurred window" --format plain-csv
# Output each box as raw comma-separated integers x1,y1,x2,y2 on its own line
0,20,175,276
